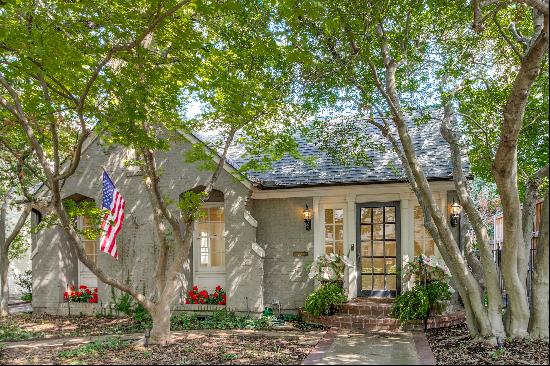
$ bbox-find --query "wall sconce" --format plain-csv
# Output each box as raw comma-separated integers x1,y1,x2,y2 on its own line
450,199,462,227
303,204,312,231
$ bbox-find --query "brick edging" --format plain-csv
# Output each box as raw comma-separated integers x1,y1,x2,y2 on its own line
412,331,437,365
301,327,338,365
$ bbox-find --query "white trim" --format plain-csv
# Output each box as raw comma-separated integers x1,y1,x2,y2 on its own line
346,193,357,299
252,181,454,200
312,197,322,260
192,203,226,289
77,216,98,288
244,210,258,228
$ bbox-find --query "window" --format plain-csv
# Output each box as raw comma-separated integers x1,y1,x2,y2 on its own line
80,216,99,264
414,205,435,256
324,208,344,255
195,206,225,269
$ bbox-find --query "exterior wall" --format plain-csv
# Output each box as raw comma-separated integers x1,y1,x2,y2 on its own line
32,135,259,313
255,197,314,312
3,203,31,298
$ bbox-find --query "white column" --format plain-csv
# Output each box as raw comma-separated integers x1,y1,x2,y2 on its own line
312,196,322,260
400,198,411,292
346,193,357,299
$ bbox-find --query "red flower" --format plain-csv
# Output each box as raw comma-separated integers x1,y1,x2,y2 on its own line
188,290,194,296
94,288,98,293
216,285,222,291
63,291,69,300
218,301,223,305
79,285,87,289
85,289,92,295
185,299,190,304
193,300,198,304
76,291,82,297
200,298,205,304
192,285,198,291
70,285,75,291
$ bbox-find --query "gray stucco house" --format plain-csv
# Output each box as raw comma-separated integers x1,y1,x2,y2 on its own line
31,120,460,314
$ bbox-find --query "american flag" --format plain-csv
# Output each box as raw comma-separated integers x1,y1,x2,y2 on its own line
99,171,125,259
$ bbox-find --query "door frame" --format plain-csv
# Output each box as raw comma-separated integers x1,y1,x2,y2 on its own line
356,201,401,297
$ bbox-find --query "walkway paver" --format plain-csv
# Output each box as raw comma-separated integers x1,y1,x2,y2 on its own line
303,328,436,365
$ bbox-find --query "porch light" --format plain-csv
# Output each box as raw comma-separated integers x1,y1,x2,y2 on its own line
450,199,461,227
303,205,312,231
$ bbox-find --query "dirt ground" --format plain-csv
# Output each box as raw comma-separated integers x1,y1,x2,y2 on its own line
426,324,549,365
0,329,323,365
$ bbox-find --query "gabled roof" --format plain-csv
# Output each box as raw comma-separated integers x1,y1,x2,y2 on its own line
207,116,457,189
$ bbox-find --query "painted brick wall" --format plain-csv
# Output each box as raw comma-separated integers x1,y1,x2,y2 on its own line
254,197,314,312
32,135,261,313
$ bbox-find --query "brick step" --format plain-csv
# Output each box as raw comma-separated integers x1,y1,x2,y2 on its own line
338,298,395,317
298,309,466,333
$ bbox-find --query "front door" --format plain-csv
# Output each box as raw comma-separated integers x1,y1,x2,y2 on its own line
357,202,401,297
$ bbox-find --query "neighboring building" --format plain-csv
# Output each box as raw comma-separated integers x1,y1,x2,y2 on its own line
3,202,31,299
31,119,461,314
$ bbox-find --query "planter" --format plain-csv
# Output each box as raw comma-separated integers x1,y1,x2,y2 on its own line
172,303,226,316
57,302,102,316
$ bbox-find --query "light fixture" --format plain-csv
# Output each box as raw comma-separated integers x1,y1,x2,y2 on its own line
450,199,462,227
303,204,312,231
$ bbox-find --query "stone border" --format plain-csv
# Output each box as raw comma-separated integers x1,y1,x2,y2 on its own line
413,331,437,365
301,327,338,365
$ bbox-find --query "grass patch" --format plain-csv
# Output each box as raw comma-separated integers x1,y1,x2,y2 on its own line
58,337,130,360
0,322,42,342
170,309,272,331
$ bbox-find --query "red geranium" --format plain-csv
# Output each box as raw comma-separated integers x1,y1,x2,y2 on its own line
184,285,226,305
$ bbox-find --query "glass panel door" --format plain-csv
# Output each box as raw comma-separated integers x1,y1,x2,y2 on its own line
357,202,400,297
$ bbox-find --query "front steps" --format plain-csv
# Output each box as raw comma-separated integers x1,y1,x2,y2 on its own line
299,297,465,332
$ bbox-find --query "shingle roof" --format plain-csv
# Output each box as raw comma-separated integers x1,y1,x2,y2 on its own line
199,116,457,189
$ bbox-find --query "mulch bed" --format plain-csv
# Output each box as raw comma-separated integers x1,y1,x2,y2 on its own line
0,331,322,365
426,324,549,365
2,313,140,340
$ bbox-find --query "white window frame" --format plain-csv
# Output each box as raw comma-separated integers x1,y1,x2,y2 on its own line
320,204,347,256
77,216,99,288
193,203,226,274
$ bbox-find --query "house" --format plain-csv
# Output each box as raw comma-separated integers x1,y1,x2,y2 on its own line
30,118,461,315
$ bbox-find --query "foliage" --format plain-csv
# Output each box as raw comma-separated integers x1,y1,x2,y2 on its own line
64,285,98,303
57,337,130,359
170,309,271,330
304,283,347,317
185,285,227,305
63,200,106,240
402,254,451,285
110,287,151,326
308,253,353,283
391,280,452,323
14,269,32,302
0,322,42,342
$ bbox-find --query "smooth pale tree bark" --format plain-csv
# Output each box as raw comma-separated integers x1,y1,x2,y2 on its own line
528,191,549,338
491,10,549,337
440,108,505,338
519,165,549,288
0,203,31,316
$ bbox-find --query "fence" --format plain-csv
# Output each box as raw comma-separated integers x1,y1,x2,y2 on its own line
491,200,543,306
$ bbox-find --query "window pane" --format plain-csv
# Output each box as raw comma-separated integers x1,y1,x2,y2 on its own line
361,225,372,241
325,241,334,255
200,237,209,266
361,241,372,256
211,223,224,238
372,241,384,256
325,225,334,240
386,275,396,291
199,208,208,222
385,207,396,222
210,238,225,267
334,209,344,224
385,224,396,240
373,224,384,240
335,225,344,241
361,257,373,274
373,258,385,273
362,275,372,291
373,275,384,290
373,208,383,223
385,242,396,257
197,223,210,237
335,241,343,256
361,208,372,223
325,209,334,224
386,258,396,274
210,207,224,222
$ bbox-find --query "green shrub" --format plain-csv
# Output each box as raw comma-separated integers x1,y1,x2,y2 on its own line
15,270,32,302
304,283,347,317
170,309,271,330
391,280,452,323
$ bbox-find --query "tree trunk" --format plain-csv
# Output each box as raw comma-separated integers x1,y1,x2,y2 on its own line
149,301,172,345
528,191,549,338
0,248,9,317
